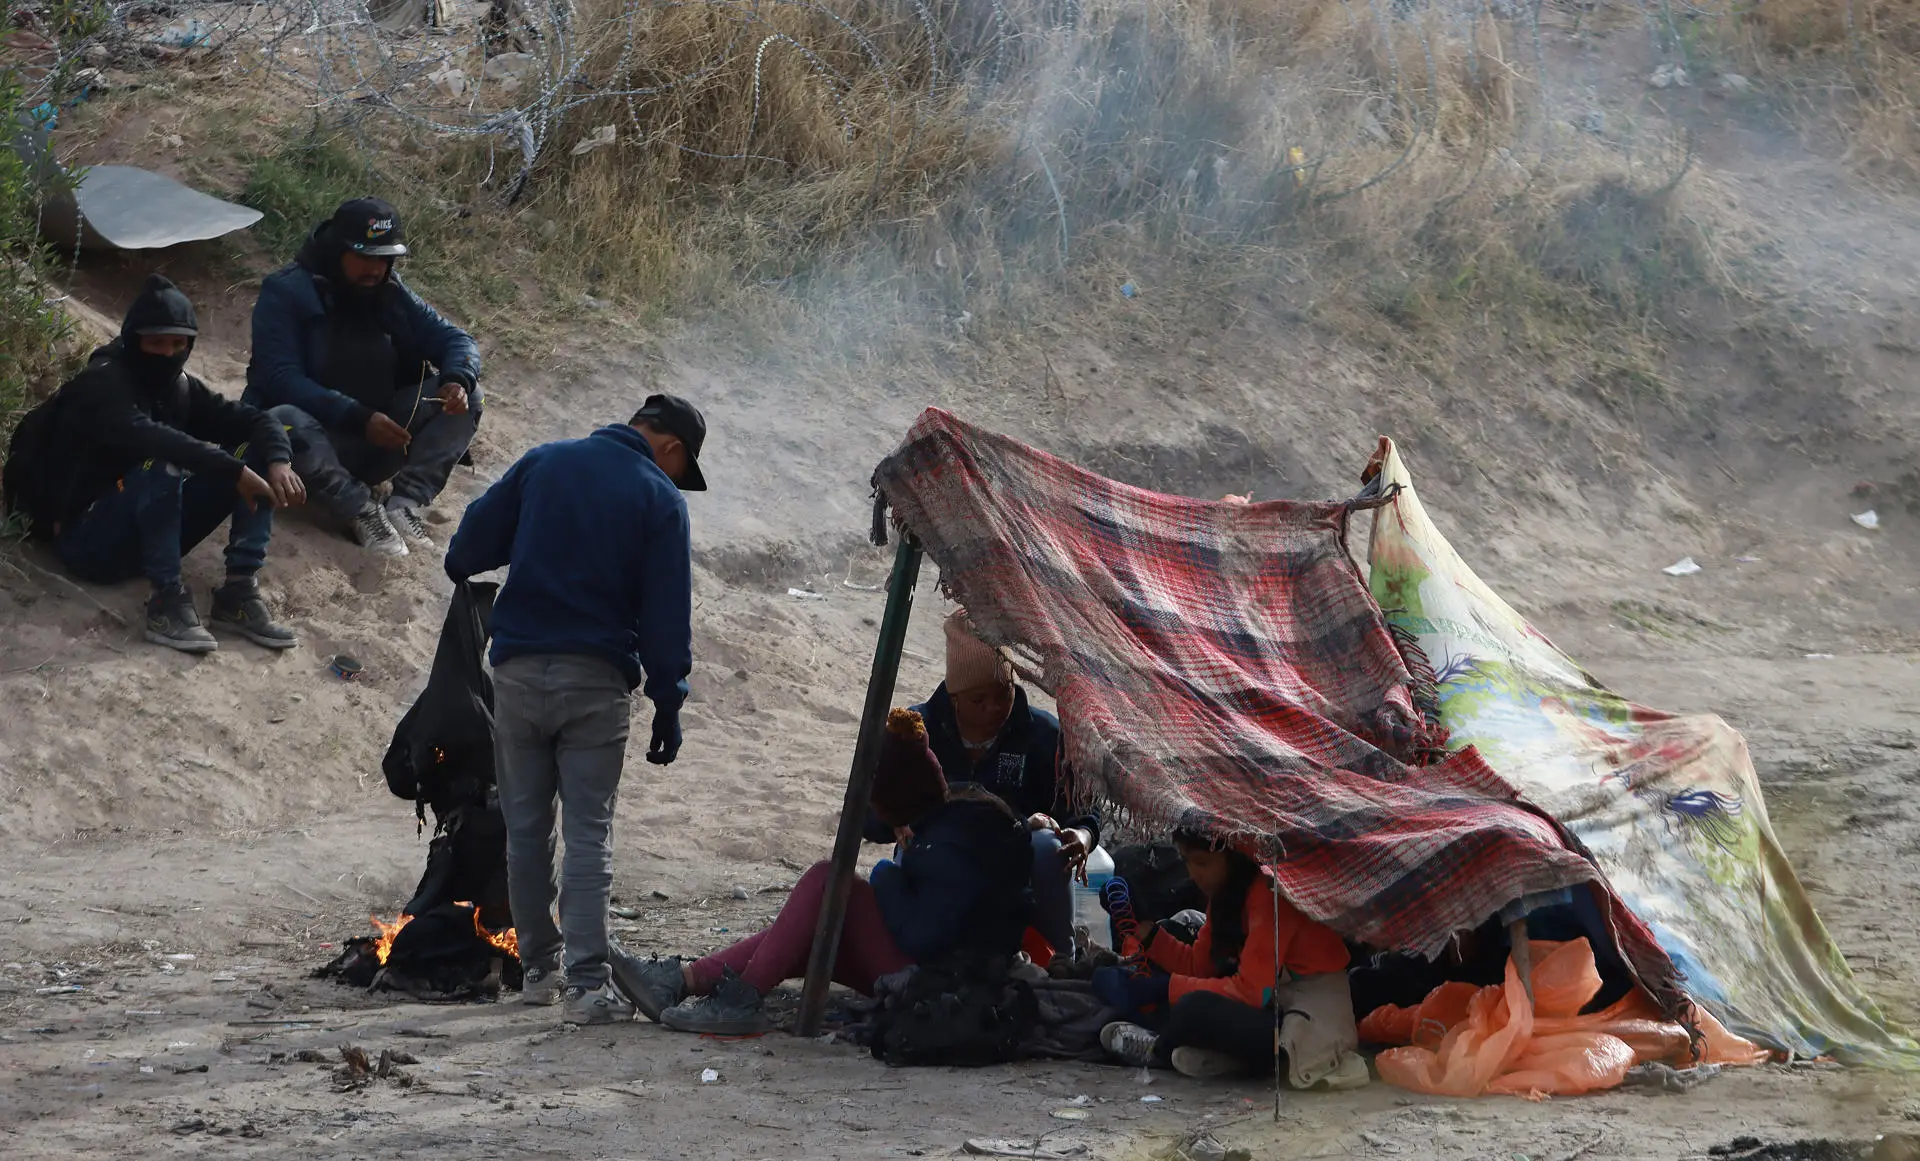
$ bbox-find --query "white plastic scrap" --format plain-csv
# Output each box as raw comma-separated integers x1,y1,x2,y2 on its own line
700,1067,720,1084
571,124,617,156
1662,557,1702,577
1852,510,1881,530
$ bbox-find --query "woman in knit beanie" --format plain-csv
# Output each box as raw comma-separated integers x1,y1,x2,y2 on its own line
635,708,1033,1037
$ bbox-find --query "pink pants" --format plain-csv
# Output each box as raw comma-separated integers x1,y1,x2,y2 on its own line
691,860,913,996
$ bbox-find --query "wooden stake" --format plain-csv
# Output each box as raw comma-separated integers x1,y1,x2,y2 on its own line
1509,918,1535,1004
795,536,924,1036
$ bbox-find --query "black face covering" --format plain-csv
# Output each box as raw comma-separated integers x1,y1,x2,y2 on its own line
123,340,192,390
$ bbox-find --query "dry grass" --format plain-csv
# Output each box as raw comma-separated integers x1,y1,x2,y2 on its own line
1717,0,1920,186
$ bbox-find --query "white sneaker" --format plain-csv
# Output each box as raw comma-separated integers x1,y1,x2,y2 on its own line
562,982,635,1025
352,500,408,557
521,965,563,1006
385,499,433,545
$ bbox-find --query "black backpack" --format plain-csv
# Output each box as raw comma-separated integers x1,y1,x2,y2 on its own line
2,388,66,538
869,954,1038,1068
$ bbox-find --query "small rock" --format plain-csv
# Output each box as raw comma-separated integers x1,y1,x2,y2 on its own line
1648,63,1691,90
83,42,109,66
1719,72,1751,94
483,52,536,81
428,66,466,100
731,886,750,900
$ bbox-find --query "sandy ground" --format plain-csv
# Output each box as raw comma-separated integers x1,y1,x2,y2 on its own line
5,8,1920,1159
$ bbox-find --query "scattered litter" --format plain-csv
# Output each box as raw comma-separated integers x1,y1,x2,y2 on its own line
139,1065,154,1073
1066,1094,1091,1106
786,587,827,600
571,124,617,156
651,890,670,901
1735,555,1762,564
1662,557,1702,577
211,975,236,983
1120,282,1138,298
36,985,83,995
731,886,750,900
707,926,729,934
125,1010,163,1016
1804,653,1835,660
1852,510,1881,530
964,1140,1089,1159
327,654,363,681
609,905,641,919
163,953,196,962
1177,1135,1250,1161
427,65,466,99
167,1041,198,1050
700,1067,720,1083
1049,1107,1091,1121
1648,62,1691,89
156,19,211,48
1140,1094,1165,1103
1134,1066,1155,1085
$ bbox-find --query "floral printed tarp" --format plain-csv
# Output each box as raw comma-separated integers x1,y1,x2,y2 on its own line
1364,437,1919,1068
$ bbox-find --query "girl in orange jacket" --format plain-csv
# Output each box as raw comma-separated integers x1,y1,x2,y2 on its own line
1096,829,1351,1078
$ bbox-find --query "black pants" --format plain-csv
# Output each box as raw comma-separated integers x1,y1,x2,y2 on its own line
271,381,476,522
1148,991,1281,1073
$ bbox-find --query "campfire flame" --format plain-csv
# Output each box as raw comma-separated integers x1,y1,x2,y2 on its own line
366,903,518,965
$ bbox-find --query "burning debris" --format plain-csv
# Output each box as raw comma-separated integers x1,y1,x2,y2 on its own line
318,901,524,1001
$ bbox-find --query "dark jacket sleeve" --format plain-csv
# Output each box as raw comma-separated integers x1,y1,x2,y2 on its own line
444,453,531,582
248,273,372,431
185,378,290,465
64,370,244,480
632,490,693,711
1030,711,1100,849
396,279,481,392
862,810,895,845
869,842,989,962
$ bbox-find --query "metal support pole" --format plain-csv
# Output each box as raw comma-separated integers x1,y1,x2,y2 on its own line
795,535,924,1035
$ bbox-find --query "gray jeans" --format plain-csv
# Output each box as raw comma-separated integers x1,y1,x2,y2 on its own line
493,654,632,989
270,380,477,523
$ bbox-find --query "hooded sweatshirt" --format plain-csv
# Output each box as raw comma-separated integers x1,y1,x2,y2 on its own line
868,795,1035,962
29,275,290,534
242,224,482,432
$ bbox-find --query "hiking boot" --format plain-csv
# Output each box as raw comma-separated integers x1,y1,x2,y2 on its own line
658,968,769,1036
562,982,634,1025
1100,1020,1158,1068
351,500,408,557
145,585,217,654
609,947,686,1022
520,965,563,1006
1170,1046,1242,1079
209,579,298,650
384,498,433,545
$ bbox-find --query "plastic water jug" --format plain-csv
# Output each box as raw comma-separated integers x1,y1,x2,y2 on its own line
1071,845,1116,951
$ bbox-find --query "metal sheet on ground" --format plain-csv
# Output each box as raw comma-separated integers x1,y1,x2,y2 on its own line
39,165,262,251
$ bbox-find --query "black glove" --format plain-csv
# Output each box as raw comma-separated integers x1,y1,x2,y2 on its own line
646,704,682,766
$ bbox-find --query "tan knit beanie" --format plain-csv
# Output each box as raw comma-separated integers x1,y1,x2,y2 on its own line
944,608,1014,696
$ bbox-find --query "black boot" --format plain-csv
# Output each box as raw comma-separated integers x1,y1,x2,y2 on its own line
145,584,217,654
209,578,298,650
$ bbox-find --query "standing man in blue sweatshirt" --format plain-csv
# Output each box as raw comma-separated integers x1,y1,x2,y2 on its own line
444,395,706,1025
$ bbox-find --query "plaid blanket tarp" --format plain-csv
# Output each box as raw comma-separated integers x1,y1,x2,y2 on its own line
873,410,1682,1004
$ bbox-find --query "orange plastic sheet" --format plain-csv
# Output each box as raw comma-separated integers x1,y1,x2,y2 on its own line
1369,939,1770,1098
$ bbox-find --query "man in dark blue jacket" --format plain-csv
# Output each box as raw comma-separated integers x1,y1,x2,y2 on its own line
867,609,1101,961
444,394,705,1025
244,197,481,558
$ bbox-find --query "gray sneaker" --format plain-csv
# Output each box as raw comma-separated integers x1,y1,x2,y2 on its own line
1170,1046,1241,1079
520,965,563,1006
145,584,217,654
384,499,433,545
209,580,298,649
351,500,408,557
608,947,687,1022
658,968,769,1036
1100,1020,1158,1068
562,982,635,1025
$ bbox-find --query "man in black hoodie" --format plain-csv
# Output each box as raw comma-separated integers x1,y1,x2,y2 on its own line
243,197,482,558
25,275,303,653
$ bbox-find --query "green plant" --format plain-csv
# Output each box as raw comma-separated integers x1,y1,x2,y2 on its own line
0,29,82,448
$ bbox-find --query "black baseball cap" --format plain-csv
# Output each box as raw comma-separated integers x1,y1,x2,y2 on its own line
632,394,708,492
327,196,408,257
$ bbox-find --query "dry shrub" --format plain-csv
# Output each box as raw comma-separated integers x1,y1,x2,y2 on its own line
422,0,1689,336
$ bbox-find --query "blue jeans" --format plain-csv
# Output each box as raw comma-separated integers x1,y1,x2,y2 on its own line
1031,828,1075,956
56,462,271,589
